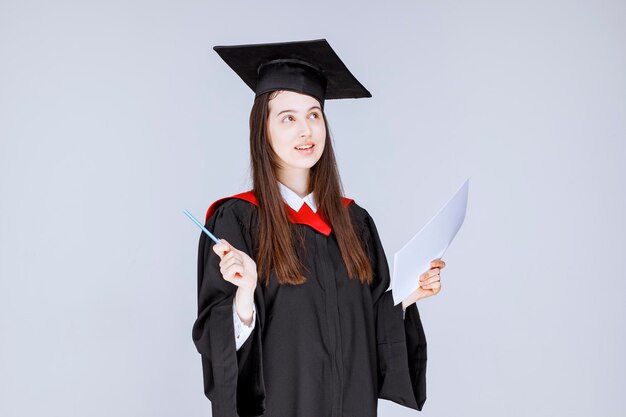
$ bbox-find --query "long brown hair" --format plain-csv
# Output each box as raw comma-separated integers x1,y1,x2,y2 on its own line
249,90,373,287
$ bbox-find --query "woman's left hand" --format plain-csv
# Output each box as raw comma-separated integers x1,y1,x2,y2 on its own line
401,259,445,310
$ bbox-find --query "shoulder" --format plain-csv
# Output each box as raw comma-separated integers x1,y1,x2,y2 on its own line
346,199,375,232
205,191,259,224
346,199,367,217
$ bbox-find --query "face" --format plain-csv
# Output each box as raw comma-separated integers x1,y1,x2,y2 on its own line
266,90,326,176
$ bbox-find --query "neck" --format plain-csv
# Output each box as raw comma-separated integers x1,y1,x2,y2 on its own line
277,167,310,198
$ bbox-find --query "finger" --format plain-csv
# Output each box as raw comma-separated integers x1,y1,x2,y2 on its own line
223,251,237,264
421,281,441,290
221,255,242,271
222,274,235,284
221,253,239,267
222,272,242,286
430,259,445,269
212,243,226,258
420,274,440,286
224,264,244,281
220,239,234,254
220,253,242,272
420,277,439,287
420,268,440,281
213,241,232,258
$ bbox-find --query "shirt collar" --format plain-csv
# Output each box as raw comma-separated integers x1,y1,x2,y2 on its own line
278,181,318,213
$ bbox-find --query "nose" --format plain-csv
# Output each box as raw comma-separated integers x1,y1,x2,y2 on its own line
298,118,312,137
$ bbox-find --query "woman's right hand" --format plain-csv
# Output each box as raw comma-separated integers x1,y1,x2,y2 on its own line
212,239,258,292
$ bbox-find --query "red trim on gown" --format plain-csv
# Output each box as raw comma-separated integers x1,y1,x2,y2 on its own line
205,191,354,236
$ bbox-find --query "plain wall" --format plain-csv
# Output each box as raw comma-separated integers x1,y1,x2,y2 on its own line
1,1,624,416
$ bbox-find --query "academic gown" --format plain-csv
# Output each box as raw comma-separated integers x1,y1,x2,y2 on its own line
192,192,427,417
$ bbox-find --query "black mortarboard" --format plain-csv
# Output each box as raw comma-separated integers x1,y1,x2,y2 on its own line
213,38,371,106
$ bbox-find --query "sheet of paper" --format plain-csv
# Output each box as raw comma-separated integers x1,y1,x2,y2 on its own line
391,178,469,305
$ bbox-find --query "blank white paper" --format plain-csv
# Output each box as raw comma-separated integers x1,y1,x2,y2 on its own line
391,178,470,305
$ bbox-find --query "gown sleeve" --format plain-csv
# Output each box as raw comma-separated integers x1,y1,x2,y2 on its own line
191,201,266,417
363,210,428,411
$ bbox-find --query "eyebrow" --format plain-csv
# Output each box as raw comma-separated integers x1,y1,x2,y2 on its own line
275,106,322,118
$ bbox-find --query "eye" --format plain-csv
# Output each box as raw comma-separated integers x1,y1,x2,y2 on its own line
282,115,295,123
309,112,320,120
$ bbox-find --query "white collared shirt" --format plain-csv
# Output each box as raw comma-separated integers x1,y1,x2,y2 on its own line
277,181,317,213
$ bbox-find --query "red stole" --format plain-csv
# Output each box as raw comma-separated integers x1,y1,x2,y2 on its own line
205,191,354,236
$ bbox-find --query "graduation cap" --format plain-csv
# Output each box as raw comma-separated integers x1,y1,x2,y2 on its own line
213,38,372,106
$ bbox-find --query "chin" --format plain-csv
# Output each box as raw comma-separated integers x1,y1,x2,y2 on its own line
287,155,321,168
307,156,324,167
292,162,318,170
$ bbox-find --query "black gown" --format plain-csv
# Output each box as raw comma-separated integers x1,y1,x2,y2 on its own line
192,197,427,417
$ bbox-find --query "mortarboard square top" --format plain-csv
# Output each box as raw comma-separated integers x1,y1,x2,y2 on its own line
213,38,371,106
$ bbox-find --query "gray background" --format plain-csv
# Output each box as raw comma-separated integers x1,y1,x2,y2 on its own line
1,0,624,416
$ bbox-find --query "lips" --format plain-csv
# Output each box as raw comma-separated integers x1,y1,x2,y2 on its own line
294,143,315,150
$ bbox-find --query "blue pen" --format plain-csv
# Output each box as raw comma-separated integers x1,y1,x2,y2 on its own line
183,208,221,245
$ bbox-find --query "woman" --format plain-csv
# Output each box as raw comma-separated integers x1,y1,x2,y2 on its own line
192,39,445,417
